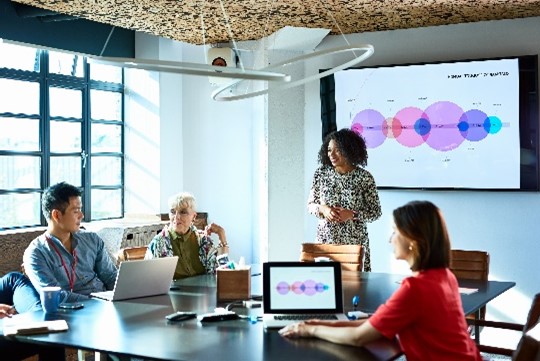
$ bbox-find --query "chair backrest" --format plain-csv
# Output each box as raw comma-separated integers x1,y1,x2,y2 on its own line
193,212,208,230
450,249,490,321
525,294,540,332
450,249,490,281
300,243,363,271
122,246,148,262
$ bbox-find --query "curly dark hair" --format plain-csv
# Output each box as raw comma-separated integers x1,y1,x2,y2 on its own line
42,182,82,222
318,128,368,167
392,200,451,272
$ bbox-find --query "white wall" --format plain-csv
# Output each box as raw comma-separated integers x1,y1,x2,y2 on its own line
128,16,540,324
126,36,257,262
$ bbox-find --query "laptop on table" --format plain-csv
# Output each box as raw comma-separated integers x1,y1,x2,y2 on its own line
90,256,178,301
262,261,348,329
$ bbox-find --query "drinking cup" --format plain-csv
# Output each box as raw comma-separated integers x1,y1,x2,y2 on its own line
40,286,61,313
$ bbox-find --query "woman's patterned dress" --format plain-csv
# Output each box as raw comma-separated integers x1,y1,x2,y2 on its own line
307,165,382,271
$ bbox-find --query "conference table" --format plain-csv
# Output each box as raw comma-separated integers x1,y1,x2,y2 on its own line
0,270,515,361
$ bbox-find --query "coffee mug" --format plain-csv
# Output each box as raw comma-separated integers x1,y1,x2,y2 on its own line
40,286,61,313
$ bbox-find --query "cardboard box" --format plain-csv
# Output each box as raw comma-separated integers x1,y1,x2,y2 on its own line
217,266,251,301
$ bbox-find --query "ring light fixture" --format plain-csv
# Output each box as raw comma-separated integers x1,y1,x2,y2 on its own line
211,44,375,101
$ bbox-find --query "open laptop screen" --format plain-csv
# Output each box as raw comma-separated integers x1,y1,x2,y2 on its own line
262,262,344,314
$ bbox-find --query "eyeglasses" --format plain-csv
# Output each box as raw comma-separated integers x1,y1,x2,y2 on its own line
169,208,191,217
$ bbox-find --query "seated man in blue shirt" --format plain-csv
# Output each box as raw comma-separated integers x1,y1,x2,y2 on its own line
23,182,118,303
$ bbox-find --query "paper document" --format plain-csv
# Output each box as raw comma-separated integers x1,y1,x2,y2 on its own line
458,287,478,295
3,319,68,336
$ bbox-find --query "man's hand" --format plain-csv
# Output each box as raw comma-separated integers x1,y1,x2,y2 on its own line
0,304,16,319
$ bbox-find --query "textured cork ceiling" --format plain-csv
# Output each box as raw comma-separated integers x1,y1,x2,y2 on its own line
11,0,540,45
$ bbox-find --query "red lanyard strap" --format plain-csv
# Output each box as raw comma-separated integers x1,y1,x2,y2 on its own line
45,234,77,292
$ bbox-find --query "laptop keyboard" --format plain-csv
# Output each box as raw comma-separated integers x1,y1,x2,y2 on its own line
274,314,338,321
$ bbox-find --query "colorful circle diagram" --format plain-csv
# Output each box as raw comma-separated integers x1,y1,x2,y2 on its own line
351,101,504,152
276,280,329,296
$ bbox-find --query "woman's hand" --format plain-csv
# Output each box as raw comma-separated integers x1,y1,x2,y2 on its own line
335,208,356,222
0,304,16,319
321,205,356,223
204,223,228,246
320,205,342,222
278,322,313,338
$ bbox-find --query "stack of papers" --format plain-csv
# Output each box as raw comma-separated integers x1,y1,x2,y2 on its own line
458,287,479,295
3,319,68,336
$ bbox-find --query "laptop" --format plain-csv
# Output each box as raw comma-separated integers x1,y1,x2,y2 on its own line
262,261,348,329
90,256,178,301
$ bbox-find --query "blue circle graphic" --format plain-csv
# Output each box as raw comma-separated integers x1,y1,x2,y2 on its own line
414,118,431,136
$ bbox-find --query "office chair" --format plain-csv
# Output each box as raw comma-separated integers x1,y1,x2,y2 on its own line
120,246,148,262
300,243,363,271
450,249,490,321
513,326,540,361
471,293,540,357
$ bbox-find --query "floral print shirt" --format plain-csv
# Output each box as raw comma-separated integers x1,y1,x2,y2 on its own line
144,224,219,276
307,165,382,271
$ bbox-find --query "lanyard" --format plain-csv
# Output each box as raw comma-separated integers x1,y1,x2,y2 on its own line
45,234,78,292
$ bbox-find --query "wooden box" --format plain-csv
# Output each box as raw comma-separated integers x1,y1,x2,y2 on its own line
217,266,251,301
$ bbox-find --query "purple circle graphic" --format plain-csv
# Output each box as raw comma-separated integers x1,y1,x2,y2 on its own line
352,109,386,148
460,109,489,142
303,280,317,296
315,282,326,292
423,101,465,151
276,281,289,295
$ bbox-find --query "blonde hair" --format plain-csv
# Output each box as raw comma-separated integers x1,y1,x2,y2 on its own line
168,192,197,211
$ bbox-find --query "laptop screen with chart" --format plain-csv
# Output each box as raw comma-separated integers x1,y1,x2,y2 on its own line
262,262,348,328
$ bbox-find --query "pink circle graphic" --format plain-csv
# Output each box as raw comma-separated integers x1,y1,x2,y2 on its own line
393,107,427,148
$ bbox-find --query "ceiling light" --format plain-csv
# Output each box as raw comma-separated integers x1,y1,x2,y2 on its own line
87,56,291,82
211,44,374,101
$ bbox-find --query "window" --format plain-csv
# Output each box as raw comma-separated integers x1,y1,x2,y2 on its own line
0,42,125,229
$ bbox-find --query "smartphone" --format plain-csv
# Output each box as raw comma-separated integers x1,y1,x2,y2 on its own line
165,311,197,322
59,302,84,310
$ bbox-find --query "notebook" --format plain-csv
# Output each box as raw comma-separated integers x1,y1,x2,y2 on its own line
90,256,178,301
262,261,348,329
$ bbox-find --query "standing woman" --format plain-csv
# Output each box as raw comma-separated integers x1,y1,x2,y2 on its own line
307,128,381,271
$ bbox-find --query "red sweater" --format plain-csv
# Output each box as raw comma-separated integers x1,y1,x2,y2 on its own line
369,268,482,361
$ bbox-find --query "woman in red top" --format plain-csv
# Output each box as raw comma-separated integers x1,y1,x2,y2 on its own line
279,200,482,361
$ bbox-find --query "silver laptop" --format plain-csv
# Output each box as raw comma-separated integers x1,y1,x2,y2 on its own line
262,261,348,329
91,256,178,301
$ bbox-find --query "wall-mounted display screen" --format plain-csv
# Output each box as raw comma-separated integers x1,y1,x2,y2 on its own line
320,55,539,191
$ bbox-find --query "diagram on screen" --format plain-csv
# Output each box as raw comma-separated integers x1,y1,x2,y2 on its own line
351,101,506,151
333,58,521,189
275,280,330,296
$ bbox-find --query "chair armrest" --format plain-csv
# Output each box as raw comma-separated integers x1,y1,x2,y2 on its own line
476,345,514,356
467,319,524,332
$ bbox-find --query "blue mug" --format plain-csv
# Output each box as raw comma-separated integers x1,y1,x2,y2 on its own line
40,286,61,313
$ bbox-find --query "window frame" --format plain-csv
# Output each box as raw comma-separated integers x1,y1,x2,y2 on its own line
0,47,125,229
